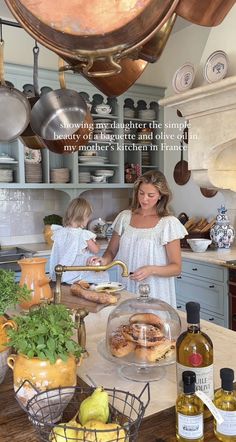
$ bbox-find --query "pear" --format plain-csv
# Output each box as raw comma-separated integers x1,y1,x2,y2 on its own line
49,415,81,442
82,420,127,442
79,387,109,425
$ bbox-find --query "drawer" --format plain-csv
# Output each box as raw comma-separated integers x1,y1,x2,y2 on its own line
176,275,224,315
182,260,225,282
176,301,225,327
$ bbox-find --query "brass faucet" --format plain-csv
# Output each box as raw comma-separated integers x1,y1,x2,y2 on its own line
54,260,129,304
53,261,129,353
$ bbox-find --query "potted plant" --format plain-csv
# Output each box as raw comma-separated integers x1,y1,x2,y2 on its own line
0,269,31,384
43,214,63,246
7,303,82,407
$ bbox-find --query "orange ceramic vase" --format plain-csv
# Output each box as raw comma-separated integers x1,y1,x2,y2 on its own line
0,316,16,352
7,353,77,407
18,257,53,309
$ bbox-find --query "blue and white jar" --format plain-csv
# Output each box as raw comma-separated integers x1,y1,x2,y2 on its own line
210,205,235,249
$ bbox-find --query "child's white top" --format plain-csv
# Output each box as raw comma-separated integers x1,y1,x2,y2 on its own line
49,225,108,284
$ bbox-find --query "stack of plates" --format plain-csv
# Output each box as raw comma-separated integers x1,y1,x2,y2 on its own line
0,169,13,182
124,107,135,118
50,168,70,183
93,119,115,142
79,172,91,183
94,169,114,177
78,156,108,165
142,151,151,166
138,109,156,120
25,163,42,183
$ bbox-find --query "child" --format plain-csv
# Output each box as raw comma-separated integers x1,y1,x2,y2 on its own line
49,197,109,284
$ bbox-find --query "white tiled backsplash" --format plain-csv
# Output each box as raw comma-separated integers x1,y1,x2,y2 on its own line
0,188,130,245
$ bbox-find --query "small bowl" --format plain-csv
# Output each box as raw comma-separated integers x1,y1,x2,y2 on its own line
91,175,105,183
187,238,212,253
95,104,112,115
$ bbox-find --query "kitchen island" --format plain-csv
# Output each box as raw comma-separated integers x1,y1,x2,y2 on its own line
1,292,236,441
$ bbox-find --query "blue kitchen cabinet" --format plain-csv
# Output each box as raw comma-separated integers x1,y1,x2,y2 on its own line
175,258,229,327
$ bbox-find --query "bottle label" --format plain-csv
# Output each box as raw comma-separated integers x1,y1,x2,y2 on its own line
195,391,224,425
216,410,236,436
177,363,214,399
178,413,203,439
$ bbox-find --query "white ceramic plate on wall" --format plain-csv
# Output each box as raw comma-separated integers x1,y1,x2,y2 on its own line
172,63,195,93
203,50,228,83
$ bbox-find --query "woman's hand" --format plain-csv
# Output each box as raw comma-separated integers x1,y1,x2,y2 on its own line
130,266,154,281
86,256,104,266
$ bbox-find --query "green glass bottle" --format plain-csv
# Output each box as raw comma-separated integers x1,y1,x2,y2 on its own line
176,370,204,442
176,302,214,419
214,368,236,441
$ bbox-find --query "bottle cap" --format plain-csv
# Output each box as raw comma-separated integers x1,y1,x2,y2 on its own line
220,367,234,391
186,302,200,324
182,370,196,394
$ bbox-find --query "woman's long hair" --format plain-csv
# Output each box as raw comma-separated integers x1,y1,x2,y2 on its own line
131,170,172,217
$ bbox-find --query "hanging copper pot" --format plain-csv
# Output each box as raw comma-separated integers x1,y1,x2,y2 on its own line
5,0,178,77
176,0,235,27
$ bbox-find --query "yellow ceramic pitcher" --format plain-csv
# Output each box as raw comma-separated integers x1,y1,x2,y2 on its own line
0,316,16,352
18,257,52,309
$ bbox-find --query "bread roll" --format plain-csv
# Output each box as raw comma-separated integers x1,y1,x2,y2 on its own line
109,332,135,358
129,313,163,329
135,339,176,362
121,323,164,347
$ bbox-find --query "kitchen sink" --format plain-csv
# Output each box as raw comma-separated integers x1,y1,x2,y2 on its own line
0,247,34,271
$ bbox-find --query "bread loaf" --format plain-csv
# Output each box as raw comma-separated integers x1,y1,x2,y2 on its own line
71,281,117,304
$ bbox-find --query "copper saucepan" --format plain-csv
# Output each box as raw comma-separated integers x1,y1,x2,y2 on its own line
20,44,46,150
30,59,93,154
176,0,235,27
5,0,176,77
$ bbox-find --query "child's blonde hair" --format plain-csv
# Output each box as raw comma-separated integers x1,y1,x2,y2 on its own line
63,197,92,227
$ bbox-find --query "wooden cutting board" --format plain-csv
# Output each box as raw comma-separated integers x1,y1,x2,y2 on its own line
52,283,121,313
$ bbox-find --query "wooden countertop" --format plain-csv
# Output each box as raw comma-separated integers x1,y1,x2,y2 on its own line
0,371,219,442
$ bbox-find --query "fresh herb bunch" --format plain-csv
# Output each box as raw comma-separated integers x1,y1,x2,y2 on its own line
7,304,82,364
0,269,31,316
43,214,63,226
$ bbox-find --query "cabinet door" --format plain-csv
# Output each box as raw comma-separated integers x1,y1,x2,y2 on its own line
182,260,225,282
175,275,224,315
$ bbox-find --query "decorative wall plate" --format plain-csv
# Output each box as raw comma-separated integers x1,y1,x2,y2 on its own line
204,50,228,83
172,63,195,93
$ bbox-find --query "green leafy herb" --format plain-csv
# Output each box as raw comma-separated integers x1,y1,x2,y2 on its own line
7,304,82,364
0,269,31,316
43,214,63,226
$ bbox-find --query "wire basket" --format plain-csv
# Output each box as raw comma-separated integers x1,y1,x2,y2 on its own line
26,383,150,441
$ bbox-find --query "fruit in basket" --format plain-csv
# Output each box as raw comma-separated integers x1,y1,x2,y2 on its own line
79,387,109,425
50,422,80,441
79,420,127,442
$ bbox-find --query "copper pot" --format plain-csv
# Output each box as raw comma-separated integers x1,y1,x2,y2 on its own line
6,0,177,76
176,0,235,27
138,13,177,63
61,56,148,97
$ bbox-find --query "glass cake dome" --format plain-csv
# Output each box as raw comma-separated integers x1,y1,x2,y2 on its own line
98,284,181,382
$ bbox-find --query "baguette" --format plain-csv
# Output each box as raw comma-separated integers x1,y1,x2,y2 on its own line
71,281,117,304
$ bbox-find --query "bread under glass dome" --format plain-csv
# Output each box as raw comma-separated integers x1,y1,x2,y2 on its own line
99,284,181,381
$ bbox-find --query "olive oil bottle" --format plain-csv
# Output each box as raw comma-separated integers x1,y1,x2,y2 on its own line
176,370,204,441
214,368,236,441
176,302,214,419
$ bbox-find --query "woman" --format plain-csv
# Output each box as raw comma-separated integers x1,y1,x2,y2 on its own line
90,170,187,307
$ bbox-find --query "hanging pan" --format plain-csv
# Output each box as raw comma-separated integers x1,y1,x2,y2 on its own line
176,0,235,27
20,43,46,149
173,134,191,185
0,37,31,142
30,58,93,154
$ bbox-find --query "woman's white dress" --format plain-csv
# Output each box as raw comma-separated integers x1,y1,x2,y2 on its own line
49,225,109,284
112,210,187,307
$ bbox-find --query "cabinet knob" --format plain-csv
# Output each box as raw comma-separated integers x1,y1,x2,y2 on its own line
176,276,182,279
208,317,214,321
192,268,198,271
177,305,182,309
209,285,215,288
